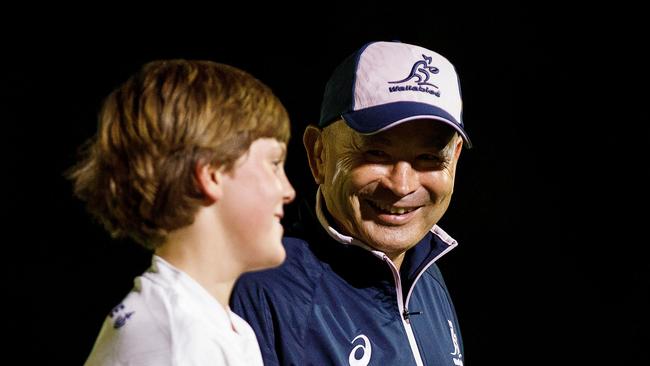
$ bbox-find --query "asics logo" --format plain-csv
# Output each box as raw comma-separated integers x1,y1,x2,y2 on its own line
349,334,371,366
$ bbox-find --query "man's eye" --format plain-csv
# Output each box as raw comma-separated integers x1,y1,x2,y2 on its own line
418,154,441,161
365,150,389,158
416,154,448,170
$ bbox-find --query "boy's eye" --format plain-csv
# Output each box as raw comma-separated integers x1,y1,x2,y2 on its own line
272,160,284,171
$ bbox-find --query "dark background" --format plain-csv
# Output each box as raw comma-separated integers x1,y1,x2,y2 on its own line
2,5,647,365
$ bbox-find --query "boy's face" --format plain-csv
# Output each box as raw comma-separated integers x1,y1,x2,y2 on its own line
218,138,295,271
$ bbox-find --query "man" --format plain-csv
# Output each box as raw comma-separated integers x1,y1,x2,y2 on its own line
232,41,471,366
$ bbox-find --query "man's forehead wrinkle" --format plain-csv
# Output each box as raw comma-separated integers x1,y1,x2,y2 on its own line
352,127,452,151
356,134,397,151
358,133,392,147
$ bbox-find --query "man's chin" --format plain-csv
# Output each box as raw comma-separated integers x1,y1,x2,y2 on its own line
360,226,423,253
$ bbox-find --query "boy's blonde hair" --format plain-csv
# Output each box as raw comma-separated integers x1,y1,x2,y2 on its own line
68,60,290,249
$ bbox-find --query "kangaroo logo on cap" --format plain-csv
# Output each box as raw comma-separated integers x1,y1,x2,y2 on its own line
389,54,440,88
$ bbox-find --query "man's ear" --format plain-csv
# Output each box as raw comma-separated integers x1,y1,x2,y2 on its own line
303,125,325,184
195,161,223,203
453,135,463,161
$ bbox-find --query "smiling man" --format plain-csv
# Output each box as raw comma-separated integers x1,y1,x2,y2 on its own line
232,41,471,366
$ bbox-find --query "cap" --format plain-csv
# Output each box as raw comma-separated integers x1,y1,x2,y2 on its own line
319,41,472,148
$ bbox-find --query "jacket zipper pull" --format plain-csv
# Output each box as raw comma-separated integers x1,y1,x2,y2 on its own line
403,309,422,321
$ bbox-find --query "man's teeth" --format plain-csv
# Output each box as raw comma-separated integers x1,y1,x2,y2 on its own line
371,201,417,215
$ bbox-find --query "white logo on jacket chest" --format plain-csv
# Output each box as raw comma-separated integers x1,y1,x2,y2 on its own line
448,320,463,365
349,334,371,366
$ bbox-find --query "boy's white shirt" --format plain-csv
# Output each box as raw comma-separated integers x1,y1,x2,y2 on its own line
85,255,264,366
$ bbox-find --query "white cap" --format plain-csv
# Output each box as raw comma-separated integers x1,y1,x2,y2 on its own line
319,41,471,148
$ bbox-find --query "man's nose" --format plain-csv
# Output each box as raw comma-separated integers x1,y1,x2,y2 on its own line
383,161,419,197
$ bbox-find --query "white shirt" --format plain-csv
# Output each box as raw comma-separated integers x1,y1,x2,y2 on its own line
85,256,264,366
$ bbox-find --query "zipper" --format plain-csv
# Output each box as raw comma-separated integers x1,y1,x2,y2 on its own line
403,309,422,321
404,242,456,308
381,255,424,366
381,240,456,366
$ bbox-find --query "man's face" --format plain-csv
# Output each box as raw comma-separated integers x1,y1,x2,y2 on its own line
307,119,462,261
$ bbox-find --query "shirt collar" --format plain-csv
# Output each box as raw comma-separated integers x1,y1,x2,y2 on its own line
147,255,238,331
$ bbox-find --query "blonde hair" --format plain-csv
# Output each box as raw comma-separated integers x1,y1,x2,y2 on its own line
68,60,290,249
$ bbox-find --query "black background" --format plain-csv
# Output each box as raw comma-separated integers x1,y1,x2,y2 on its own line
2,5,647,365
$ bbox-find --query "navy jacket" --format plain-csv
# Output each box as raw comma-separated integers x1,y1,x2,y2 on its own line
231,199,464,366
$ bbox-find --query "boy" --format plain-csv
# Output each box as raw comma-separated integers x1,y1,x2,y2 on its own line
69,59,295,365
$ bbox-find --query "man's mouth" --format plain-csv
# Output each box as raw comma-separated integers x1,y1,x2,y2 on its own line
366,200,419,215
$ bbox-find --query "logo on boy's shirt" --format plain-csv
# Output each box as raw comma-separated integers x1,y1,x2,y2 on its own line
109,303,135,329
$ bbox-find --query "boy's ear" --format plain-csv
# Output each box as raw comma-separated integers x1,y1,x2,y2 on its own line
195,161,223,203
303,125,325,184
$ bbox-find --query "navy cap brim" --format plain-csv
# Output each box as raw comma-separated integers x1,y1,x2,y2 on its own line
341,101,472,148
